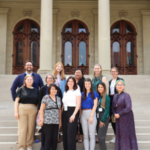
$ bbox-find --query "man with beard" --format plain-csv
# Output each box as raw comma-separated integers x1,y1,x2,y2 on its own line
11,60,44,101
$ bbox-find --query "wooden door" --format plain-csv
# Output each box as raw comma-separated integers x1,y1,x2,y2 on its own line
111,20,137,75
62,20,89,74
13,19,40,74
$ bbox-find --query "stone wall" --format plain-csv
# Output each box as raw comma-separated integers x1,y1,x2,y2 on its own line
0,0,150,74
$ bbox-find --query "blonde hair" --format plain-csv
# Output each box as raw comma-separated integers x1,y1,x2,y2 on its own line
53,62,66,80
23,75,34,87
111,66,118,72
93,64,102,81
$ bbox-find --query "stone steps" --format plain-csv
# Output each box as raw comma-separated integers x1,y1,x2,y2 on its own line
0,120,150,127
0,113,150,120
0,75,150,149
1,133,150,142
0,141,150,150
1,126,150,134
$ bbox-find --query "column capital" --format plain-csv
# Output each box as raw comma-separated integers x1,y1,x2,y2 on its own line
141,10,150,16
92,9,98,15
53,8,59,15
0,8,9,14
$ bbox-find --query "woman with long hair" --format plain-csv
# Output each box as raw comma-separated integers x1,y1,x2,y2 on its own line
92,64,107,143
81,78,98,150
108,67,124,143
92,64,107,91
62,76,81,150
97,82,110,150
39,84,62,150
53,62,66,96
53,62,66,142
112,80,138,150
14,75,38,150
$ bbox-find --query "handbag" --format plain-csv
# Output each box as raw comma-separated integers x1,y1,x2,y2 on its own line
37,96,49,125
111,114,116,123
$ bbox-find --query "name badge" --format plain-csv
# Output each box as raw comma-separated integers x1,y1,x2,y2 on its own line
97,112,99,118
64,105,68,111
99,108,103,112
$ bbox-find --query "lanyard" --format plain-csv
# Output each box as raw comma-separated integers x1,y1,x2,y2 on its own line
98,96,102,108
115,92,124,108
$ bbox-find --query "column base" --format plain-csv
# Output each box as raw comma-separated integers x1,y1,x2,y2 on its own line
37,69,53,75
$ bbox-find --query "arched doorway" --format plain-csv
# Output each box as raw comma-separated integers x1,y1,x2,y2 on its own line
12,19,40,74
62,20,89,74
111,20,137,75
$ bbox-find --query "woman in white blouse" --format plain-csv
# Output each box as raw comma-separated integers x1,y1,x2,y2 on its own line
62,76,81,150
108,67,124,143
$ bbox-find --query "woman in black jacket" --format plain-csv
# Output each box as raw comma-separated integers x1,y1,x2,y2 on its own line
38,73,62,150
74,68,85,143
108,67,124,144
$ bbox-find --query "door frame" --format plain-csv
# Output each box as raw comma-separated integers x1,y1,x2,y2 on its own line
61,19,89,74
111,20,137,75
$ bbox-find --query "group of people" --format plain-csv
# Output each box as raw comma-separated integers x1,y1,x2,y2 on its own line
11,61,138,150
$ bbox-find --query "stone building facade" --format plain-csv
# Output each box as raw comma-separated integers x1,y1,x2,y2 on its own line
0,0,150,75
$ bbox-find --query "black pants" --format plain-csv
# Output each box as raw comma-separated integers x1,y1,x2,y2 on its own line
43,124,59,150
62,107,78,150
41,127,45,147
109,95,116,135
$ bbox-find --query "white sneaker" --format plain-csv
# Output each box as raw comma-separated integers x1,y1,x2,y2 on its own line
109,137,115,143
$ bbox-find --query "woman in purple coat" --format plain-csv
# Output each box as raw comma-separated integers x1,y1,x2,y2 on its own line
112,80,138,150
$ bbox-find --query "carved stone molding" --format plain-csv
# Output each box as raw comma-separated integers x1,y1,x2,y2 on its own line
23,9,32,17
141,10,150,16
0,8,9,14
92,9,98,15
71,9,80,17
119,10,127,18
53,9,59,15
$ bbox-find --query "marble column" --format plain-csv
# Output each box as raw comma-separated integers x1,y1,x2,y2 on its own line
98,0,110,74
0,8,9,74
141,10,150,75
38,0,53,74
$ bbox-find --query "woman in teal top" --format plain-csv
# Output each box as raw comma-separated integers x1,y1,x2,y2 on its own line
97,82,110,150
92,64,107,143
92,64,107,92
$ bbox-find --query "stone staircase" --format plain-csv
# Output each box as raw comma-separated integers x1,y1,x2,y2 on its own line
0,75,150,150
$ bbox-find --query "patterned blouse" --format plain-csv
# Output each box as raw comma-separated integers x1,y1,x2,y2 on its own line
42,95,61,124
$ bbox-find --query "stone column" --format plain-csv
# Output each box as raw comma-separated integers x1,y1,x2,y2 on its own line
98,0,110,74
38,0,53,74
52,9,58,68
92,9,98,64
0,8,9,74
141,10,150,75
